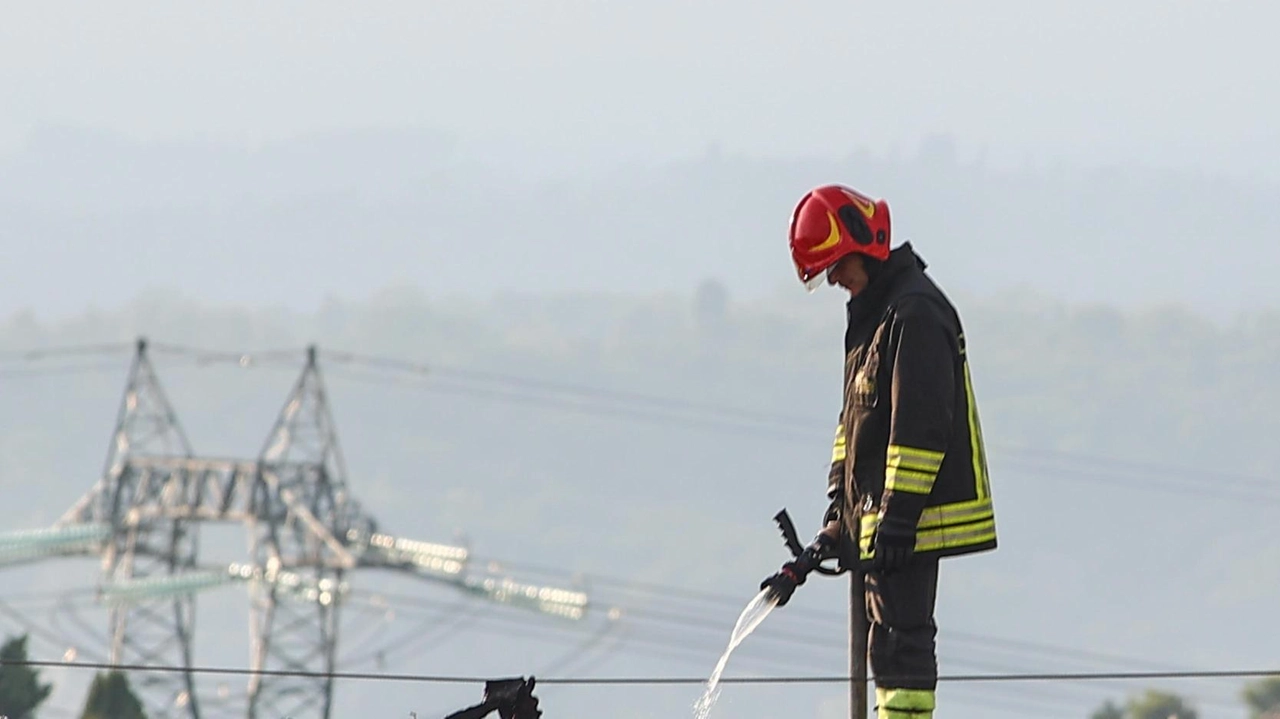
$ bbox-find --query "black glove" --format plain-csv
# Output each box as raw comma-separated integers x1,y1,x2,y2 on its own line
760,560,806,606
871,517,916,574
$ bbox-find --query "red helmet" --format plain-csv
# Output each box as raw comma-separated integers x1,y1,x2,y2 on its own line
788,184,892,290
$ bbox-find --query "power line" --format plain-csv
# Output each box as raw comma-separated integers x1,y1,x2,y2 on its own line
0,599,108,665
8,341,1270,716
4,587,1242,715
340,367,1280,503
0,343,133,362
0,567,1228,707
324,365,813,441
5,340,1268,688
348,582,1132,714
536,669,1280,686
351,568,1245,711
1,571,1162,683
0,361,127,378
9,340,1276,498
3,348,1268,673
467,553,1207,675
147,342,305,367
315,349,1280,499
3,345,1273,675
0,570,1245,688
1,658,1276,686
324,349,811,428
340,598,483,669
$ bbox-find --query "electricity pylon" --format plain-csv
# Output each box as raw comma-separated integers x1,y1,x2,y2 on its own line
57,338,204,716
245,345,373,719
27,338,588,719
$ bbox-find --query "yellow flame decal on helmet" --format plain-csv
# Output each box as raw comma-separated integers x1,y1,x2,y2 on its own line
839,188,877,219
851,196,876,219
811,212,842,252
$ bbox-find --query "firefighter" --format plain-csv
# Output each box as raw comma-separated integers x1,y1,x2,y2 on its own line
761,184,997,719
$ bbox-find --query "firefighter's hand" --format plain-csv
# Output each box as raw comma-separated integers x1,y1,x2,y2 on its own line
760,561,806,606
816,518,843,546
872,519,916,574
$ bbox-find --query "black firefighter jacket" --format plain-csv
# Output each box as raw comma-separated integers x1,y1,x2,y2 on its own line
827,243,997,561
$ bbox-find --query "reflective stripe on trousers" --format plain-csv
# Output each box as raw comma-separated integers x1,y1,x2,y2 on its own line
876,687,936,718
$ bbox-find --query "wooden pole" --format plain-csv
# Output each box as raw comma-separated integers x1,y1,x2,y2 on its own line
850,569,868,719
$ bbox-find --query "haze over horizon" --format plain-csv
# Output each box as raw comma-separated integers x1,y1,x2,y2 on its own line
6,2,1280,322
2,5,1278,719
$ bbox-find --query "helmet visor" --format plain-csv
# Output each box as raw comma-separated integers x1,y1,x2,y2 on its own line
802,266,833,293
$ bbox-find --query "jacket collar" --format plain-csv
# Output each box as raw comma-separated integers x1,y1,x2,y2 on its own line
846,243,925,322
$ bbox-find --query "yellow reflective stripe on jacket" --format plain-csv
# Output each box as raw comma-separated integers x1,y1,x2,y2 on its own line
917,497,993,529
886,444,944,473
877,687,936,715
859,499,994,533
860,512,878,535
884,467,935,495
885,444,942,495
858,513,877,556
960,344,990,502
858,501,996,556
831,424,847,463
915,519,996,553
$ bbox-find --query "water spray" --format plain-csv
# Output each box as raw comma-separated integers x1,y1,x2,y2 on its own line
692,508,852,718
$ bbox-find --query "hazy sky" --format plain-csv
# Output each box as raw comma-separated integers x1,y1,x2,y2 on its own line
3,2,1279,320
2,1,1276,176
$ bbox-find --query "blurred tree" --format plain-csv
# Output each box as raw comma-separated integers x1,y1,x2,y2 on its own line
1243,676,1280,719
0,633,53,719
80,671,146,719
1126,689,1197,719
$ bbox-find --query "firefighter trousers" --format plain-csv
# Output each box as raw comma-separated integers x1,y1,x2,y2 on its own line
866,557,939,718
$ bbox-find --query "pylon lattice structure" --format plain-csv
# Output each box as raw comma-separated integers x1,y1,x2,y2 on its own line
244,345,364,719
5,337,590,719
54,338,204,716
